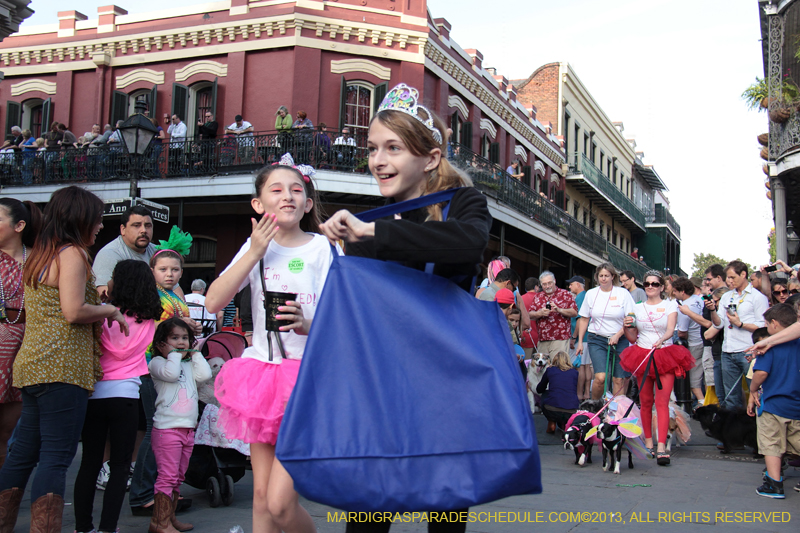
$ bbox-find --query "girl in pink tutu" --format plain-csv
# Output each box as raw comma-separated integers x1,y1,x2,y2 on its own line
205,155,338,533
620,270,695,466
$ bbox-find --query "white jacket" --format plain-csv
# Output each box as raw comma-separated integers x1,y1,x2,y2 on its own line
149,352,212,430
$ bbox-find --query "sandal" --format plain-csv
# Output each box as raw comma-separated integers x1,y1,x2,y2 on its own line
645,448,654,458
657,453,670,466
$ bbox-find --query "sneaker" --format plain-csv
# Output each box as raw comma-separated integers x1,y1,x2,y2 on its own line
794,481,800,493
756,475,785,499
95,462,110,491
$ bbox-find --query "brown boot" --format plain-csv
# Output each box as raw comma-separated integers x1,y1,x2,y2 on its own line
0,487,22,533
148,492,179,533
170,493,193,532
29,493,64,533
546,421,556,434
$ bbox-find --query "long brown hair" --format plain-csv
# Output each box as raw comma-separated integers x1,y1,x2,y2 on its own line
23,186,104,288
370,109,472,221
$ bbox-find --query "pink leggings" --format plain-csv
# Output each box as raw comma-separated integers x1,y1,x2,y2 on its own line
152,427,194,497
639,373,675,445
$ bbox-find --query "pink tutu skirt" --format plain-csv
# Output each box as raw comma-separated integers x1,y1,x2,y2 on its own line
620,344,696,379
215,357,301,445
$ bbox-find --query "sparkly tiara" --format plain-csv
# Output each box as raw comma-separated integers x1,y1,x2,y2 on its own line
377,83,443,144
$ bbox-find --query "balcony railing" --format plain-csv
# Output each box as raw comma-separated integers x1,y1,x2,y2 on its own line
607,245,648,282
651,204,681,238
567,152,646,229
449,143,608,257
0,129,369,186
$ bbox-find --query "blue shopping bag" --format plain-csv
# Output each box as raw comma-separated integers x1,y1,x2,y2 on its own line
276,189,541,512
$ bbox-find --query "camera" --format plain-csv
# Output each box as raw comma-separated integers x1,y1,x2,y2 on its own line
546,303,552,310
765,264,778,273
702,294,713,301
728,303,737,313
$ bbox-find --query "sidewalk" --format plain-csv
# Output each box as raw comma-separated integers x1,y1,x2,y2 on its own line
9,413,797,532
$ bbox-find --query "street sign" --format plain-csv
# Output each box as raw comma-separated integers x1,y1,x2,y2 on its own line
103,197,170,224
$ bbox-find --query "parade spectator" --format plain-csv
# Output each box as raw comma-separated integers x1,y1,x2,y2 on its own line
93,206,157,300
0,199,42,470
673,277,706,406
82,124,101,147
536,351,579,434
520,277,540,359
225,115,254,163
0,186,129,531
314,123,331,165
477,268,520,301
714,260,769,409
631,247,639,259
333,126,357,165
748,303,800,498
167,114,187,170
575,263,634,400
566,275,591,399
526,271,577,356
758,260,794,305
44,121,63,150
292,111,314,163
769,279,790,306
750,270,764,295
90,125,113,151
478,256,511,290
19,131,36,185
704,264,727,291
275,105,292,151
185,279,216,336
149,117,166,176
107,120,124,148
620,270,646,303
57,123,77,149
0,127,22,151
292,110,313,131
197,112,218,140
506,160,523,180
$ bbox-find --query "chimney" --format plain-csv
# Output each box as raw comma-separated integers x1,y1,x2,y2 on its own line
464,49,483,70
230,0,249,16
98,6,127,34
433,17,451,39
58,11,88,38
492,74,508,93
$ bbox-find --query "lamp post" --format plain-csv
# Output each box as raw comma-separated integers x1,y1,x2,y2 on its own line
118,100,158,197
787,222,800,264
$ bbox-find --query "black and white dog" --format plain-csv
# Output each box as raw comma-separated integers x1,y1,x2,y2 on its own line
593,422,635,475
563,411,601,466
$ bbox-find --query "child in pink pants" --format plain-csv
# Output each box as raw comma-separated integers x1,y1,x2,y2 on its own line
148,318,212,533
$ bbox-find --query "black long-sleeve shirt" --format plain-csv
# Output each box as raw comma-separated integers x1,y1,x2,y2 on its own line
346,187,491,292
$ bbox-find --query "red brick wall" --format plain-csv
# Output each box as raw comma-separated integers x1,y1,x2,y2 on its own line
515,62,559,131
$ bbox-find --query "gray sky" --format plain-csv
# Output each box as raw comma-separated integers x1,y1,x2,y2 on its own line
23,0,771,272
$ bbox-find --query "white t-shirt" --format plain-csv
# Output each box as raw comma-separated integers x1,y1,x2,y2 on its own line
221,233,341,364
185,293,216,333
633,299,678,349
677,294,703,346
579,286,635,337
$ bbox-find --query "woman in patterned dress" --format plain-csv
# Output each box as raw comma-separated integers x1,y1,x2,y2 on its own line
0,187,130,533
0,198,42,468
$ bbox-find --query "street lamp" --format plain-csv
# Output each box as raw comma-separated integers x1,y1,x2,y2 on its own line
118,100,158,197
788,222,800,262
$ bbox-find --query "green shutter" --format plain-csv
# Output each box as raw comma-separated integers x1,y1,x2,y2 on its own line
5,101,21,136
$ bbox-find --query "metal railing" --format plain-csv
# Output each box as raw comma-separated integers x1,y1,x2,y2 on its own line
607,245,648,282
567,152,647,229
449,143,608,257
651,204,681,237
0,129,370,186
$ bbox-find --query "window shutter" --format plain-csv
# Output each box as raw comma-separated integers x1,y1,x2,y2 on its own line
110,91,127,128
555,190,565,210
338,76,347,130
150,85,158,117
461,121,472,151
171,83,189,121
522,165,531,187
373,82,387,114
42,98,53,132
211,77,218,118
5,101,21,137
489,142,499,164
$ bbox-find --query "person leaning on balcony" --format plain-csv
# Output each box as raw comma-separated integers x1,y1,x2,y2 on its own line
44,122,62,151
333,126,357,165
631,247,639,259
506,159,524,180
57,124,77,150
0,127,22,151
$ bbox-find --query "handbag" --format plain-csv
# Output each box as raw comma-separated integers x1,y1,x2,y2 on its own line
276,188,542,512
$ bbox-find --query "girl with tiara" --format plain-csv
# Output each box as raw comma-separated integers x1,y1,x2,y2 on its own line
206,154,339,533
319,83,492,533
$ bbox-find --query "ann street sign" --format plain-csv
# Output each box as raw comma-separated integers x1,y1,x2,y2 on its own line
103,197,170,223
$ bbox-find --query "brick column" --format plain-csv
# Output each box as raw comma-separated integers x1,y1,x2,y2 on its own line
57,11,87,38
98,5,127,34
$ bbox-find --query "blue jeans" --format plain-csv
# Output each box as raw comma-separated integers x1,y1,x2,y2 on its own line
0,382,88,500
129,375,158,507
721,351,749,409
586,332,630,379
713,357,724,403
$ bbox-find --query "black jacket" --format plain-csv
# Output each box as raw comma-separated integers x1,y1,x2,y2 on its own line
346,187,491,292
198,121,218,140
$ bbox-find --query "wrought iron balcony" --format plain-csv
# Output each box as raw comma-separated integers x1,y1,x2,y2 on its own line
449,143,608,258
607,244,648,282
650,203,681,238
566,152,646,231
0,129,370,186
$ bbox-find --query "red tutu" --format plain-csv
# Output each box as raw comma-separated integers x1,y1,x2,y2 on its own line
620,344,695,379
215,357,301,445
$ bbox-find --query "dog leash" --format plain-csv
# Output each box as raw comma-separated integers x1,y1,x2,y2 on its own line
587,348,655,424
616,484,651,488
718,371,746,406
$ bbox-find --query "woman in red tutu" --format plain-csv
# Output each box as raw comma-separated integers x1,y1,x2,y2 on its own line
620,270,695,466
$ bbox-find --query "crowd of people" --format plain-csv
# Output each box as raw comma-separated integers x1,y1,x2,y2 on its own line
0,80,797,533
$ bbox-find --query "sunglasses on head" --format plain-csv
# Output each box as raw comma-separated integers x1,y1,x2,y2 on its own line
643,281,662,288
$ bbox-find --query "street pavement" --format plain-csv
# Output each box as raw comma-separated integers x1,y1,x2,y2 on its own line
8,413,797,533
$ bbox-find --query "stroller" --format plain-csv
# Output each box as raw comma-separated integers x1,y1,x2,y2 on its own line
184,331,251,507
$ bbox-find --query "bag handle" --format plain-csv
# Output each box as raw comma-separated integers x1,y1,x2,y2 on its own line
260,258,287,361
355,188,462,222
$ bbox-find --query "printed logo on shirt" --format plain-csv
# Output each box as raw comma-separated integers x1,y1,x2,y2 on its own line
610,297,617,301
657,308,665,312
288,258,304,273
